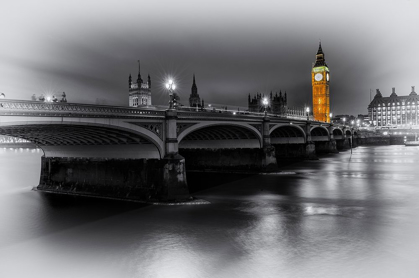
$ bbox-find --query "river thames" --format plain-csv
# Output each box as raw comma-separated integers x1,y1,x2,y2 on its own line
1,146,419,278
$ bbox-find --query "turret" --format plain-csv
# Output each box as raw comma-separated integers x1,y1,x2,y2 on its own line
410,86,417,96
191,74,198,95
390,87,397,97
374,89,383,99
137,60,142,84
148,74,151,89
313,42,328,67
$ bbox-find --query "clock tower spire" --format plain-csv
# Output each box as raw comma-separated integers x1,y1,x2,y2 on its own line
312,42,330,122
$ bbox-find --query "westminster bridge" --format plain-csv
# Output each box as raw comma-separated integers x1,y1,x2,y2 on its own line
0,99,357,201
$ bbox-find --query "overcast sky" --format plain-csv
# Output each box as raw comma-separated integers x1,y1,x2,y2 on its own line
1,0,417,115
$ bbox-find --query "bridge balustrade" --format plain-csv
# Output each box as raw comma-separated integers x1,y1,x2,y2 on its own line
0,99,166,118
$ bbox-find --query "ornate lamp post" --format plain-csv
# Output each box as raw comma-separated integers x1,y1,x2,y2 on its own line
165,79,176,110
262,97,269,116
329,112,333,123
343,117,346,126
306,107,310,121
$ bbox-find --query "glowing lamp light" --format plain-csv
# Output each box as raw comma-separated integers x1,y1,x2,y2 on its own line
165,79,176,109
306,107,310,113
262,97,269,106
46,96,51,102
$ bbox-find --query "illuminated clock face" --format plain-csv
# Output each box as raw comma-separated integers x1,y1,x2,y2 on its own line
315,73,323,81
326,73,330,81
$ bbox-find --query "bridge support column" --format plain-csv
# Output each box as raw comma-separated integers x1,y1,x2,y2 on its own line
38,156,190,202
342,137,351,149
328,139,338,153
305,142,317,160
163,110,190,200
305,123,317,160
262,117,278,171
315,139,338,154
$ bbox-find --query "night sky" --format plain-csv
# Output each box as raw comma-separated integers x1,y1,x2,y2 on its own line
1,0,418,115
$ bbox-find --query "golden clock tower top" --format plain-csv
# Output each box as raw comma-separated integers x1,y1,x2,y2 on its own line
312,42,330,122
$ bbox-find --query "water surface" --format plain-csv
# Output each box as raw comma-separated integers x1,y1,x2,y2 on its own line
1,146,419,278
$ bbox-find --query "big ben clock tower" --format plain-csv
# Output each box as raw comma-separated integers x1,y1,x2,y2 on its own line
312,43,330,122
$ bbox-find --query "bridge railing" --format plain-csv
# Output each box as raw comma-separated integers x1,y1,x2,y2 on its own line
0,99,166,118
0,99,312,121
177,106,310,121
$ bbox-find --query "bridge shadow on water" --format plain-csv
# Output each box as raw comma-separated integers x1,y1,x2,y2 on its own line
186,158,305,194
31,158,307,239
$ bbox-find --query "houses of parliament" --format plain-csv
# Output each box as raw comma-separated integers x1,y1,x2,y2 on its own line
129,44,332,123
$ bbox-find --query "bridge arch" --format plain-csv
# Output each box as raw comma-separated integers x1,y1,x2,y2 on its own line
178,122,262,149
310,126,330,142
345,129,352,136
269,124,306,144
0,120,164,158
332,128,344,140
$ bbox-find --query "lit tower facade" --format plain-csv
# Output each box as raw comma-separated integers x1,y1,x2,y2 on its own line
311,43,330,122
129,61,152,107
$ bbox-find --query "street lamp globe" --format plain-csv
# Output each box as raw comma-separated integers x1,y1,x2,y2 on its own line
262,97,269,116
262,97,268,107
165,79,176,109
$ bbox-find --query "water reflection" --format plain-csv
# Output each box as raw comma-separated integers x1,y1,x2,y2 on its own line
1,146,419,277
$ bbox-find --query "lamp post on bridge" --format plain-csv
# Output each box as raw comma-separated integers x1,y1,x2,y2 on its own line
262,97,269,117
306,106,310,121
165,79,176,110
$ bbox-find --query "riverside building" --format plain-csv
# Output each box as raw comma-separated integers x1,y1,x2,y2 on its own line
368,86,419,127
